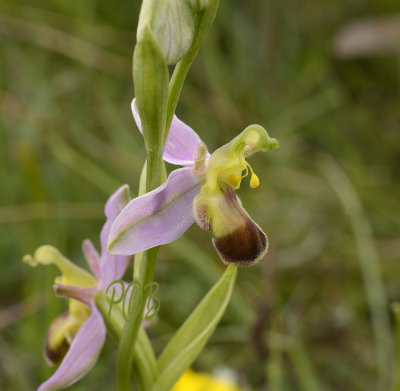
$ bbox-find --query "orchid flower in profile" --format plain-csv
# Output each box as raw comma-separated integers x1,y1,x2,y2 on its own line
23,185,130,391
107,100,279,266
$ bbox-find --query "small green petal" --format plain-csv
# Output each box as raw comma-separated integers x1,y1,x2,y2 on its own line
203,124,278,192
23,245,97,287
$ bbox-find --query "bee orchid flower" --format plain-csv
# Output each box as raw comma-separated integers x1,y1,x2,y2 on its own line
107,100,279,266
23,185,131,391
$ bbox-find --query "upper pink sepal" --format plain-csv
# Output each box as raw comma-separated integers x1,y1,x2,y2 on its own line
131,99,209,166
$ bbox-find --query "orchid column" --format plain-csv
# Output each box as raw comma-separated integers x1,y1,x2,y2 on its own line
115,1,220,390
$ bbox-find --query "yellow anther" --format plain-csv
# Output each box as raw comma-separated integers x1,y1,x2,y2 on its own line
250,173,259,188
246,162,260,189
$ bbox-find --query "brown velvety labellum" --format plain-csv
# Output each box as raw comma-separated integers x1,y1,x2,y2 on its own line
44,311,70,366
213,186,268,266
213,218,267,266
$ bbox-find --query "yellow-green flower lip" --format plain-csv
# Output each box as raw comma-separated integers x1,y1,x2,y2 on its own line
23,245,97,287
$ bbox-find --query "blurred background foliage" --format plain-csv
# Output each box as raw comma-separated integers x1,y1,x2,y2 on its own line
1,0,400,390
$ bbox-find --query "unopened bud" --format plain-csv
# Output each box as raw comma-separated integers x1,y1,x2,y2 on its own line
138,0,195,65
187,0,210,12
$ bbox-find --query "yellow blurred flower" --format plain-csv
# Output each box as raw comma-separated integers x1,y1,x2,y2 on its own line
172,369,242,391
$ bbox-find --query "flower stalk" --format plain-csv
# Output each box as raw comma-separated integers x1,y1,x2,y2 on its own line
116,32,167,388
166,1,219,137
115,2,221,389
115,247,159,391
96,290,157,391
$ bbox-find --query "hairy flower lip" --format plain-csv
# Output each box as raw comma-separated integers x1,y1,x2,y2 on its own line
45,311,71,366
196,185,268,266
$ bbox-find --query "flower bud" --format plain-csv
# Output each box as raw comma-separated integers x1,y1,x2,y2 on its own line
137,0,195,65
187,0,210,12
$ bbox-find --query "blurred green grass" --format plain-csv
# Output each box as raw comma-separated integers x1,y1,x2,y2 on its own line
1,0,400,390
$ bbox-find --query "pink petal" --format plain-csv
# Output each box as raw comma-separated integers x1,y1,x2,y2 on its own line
53,284,97,306
108,167,203,255
131,99,209,166
100,185,131,288
82,239,101,281
38,306,106,391
100,252,131,289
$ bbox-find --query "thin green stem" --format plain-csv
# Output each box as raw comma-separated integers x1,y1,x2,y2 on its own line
115,4,220,389
96,291,157,391
165,1,219,140
145,148,163,192
116,120,164,391
165,51,196,137
115,230,160,390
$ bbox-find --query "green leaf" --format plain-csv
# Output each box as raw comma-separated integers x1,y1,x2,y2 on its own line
153,265,237,391
133,26,169,190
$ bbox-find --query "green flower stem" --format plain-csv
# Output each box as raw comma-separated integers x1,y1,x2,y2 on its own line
96,290,157,391
116,138,164,391
145,147,164,192
115,187,161,390
114,4,220,389
165,1,219,140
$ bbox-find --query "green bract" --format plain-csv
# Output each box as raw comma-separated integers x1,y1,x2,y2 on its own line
133,26,169,190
